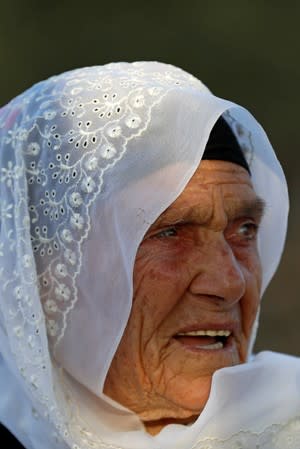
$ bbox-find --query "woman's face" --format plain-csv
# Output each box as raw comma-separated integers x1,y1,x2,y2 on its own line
104,160,264,433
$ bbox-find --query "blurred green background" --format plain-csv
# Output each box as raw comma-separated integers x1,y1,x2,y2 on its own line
0,1,299,355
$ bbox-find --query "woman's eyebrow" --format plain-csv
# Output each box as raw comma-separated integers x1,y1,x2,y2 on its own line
150,208,192,229
229,196,266,221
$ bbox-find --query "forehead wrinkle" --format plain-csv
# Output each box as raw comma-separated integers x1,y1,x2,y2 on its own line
150,188,215,229
151,192,266,232
151,199,210,228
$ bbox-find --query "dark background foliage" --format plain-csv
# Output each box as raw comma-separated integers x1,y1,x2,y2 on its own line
1,1,299,355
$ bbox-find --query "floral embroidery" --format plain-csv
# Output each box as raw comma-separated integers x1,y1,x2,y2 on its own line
44,300,58,314
71,213,84,230
55,284,71,302
55,264,67,278
1,160,22,187
27,142,40,156
47,319,59,336
69,192,83,208
0,62,219,448
100,144,117,159
0,202,13,221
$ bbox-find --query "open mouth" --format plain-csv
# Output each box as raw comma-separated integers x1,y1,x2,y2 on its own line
173,330,232,350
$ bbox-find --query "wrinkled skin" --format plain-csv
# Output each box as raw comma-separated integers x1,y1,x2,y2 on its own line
104,160,264,435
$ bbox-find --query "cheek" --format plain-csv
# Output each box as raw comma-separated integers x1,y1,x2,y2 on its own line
235,243,262,289
238,248,262,335
132,246,192,320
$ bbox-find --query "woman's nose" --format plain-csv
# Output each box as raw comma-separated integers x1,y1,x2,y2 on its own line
188,236,246,306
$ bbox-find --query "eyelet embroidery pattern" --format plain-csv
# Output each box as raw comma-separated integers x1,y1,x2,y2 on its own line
0,63,205,349
0,62,208,448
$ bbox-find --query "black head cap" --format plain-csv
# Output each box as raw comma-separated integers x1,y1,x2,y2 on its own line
203,116,251,175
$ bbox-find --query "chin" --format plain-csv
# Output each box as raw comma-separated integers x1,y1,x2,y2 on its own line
161,374,213,414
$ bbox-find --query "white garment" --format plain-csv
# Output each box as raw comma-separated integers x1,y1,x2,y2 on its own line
0,62,298,449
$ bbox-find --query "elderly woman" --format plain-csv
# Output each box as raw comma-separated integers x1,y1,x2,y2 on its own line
0,62,299,449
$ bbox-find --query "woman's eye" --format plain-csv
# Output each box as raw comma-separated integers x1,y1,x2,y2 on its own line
237,222,258,240
152,227,178,239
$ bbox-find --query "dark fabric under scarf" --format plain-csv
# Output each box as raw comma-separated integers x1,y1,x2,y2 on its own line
203,116,251,175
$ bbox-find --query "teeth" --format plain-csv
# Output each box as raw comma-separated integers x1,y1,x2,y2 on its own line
176,330,231,337
196,342,224,350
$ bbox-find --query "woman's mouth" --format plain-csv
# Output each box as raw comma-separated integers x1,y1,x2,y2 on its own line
173,329,232,350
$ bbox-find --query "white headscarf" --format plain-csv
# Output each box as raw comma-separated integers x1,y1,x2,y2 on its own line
0,62,299,449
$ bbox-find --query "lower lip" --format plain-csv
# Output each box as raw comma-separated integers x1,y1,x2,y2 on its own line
172,335,234,353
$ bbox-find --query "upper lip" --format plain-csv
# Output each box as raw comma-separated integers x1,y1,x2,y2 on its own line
176,330,231,337
173,322,238,337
